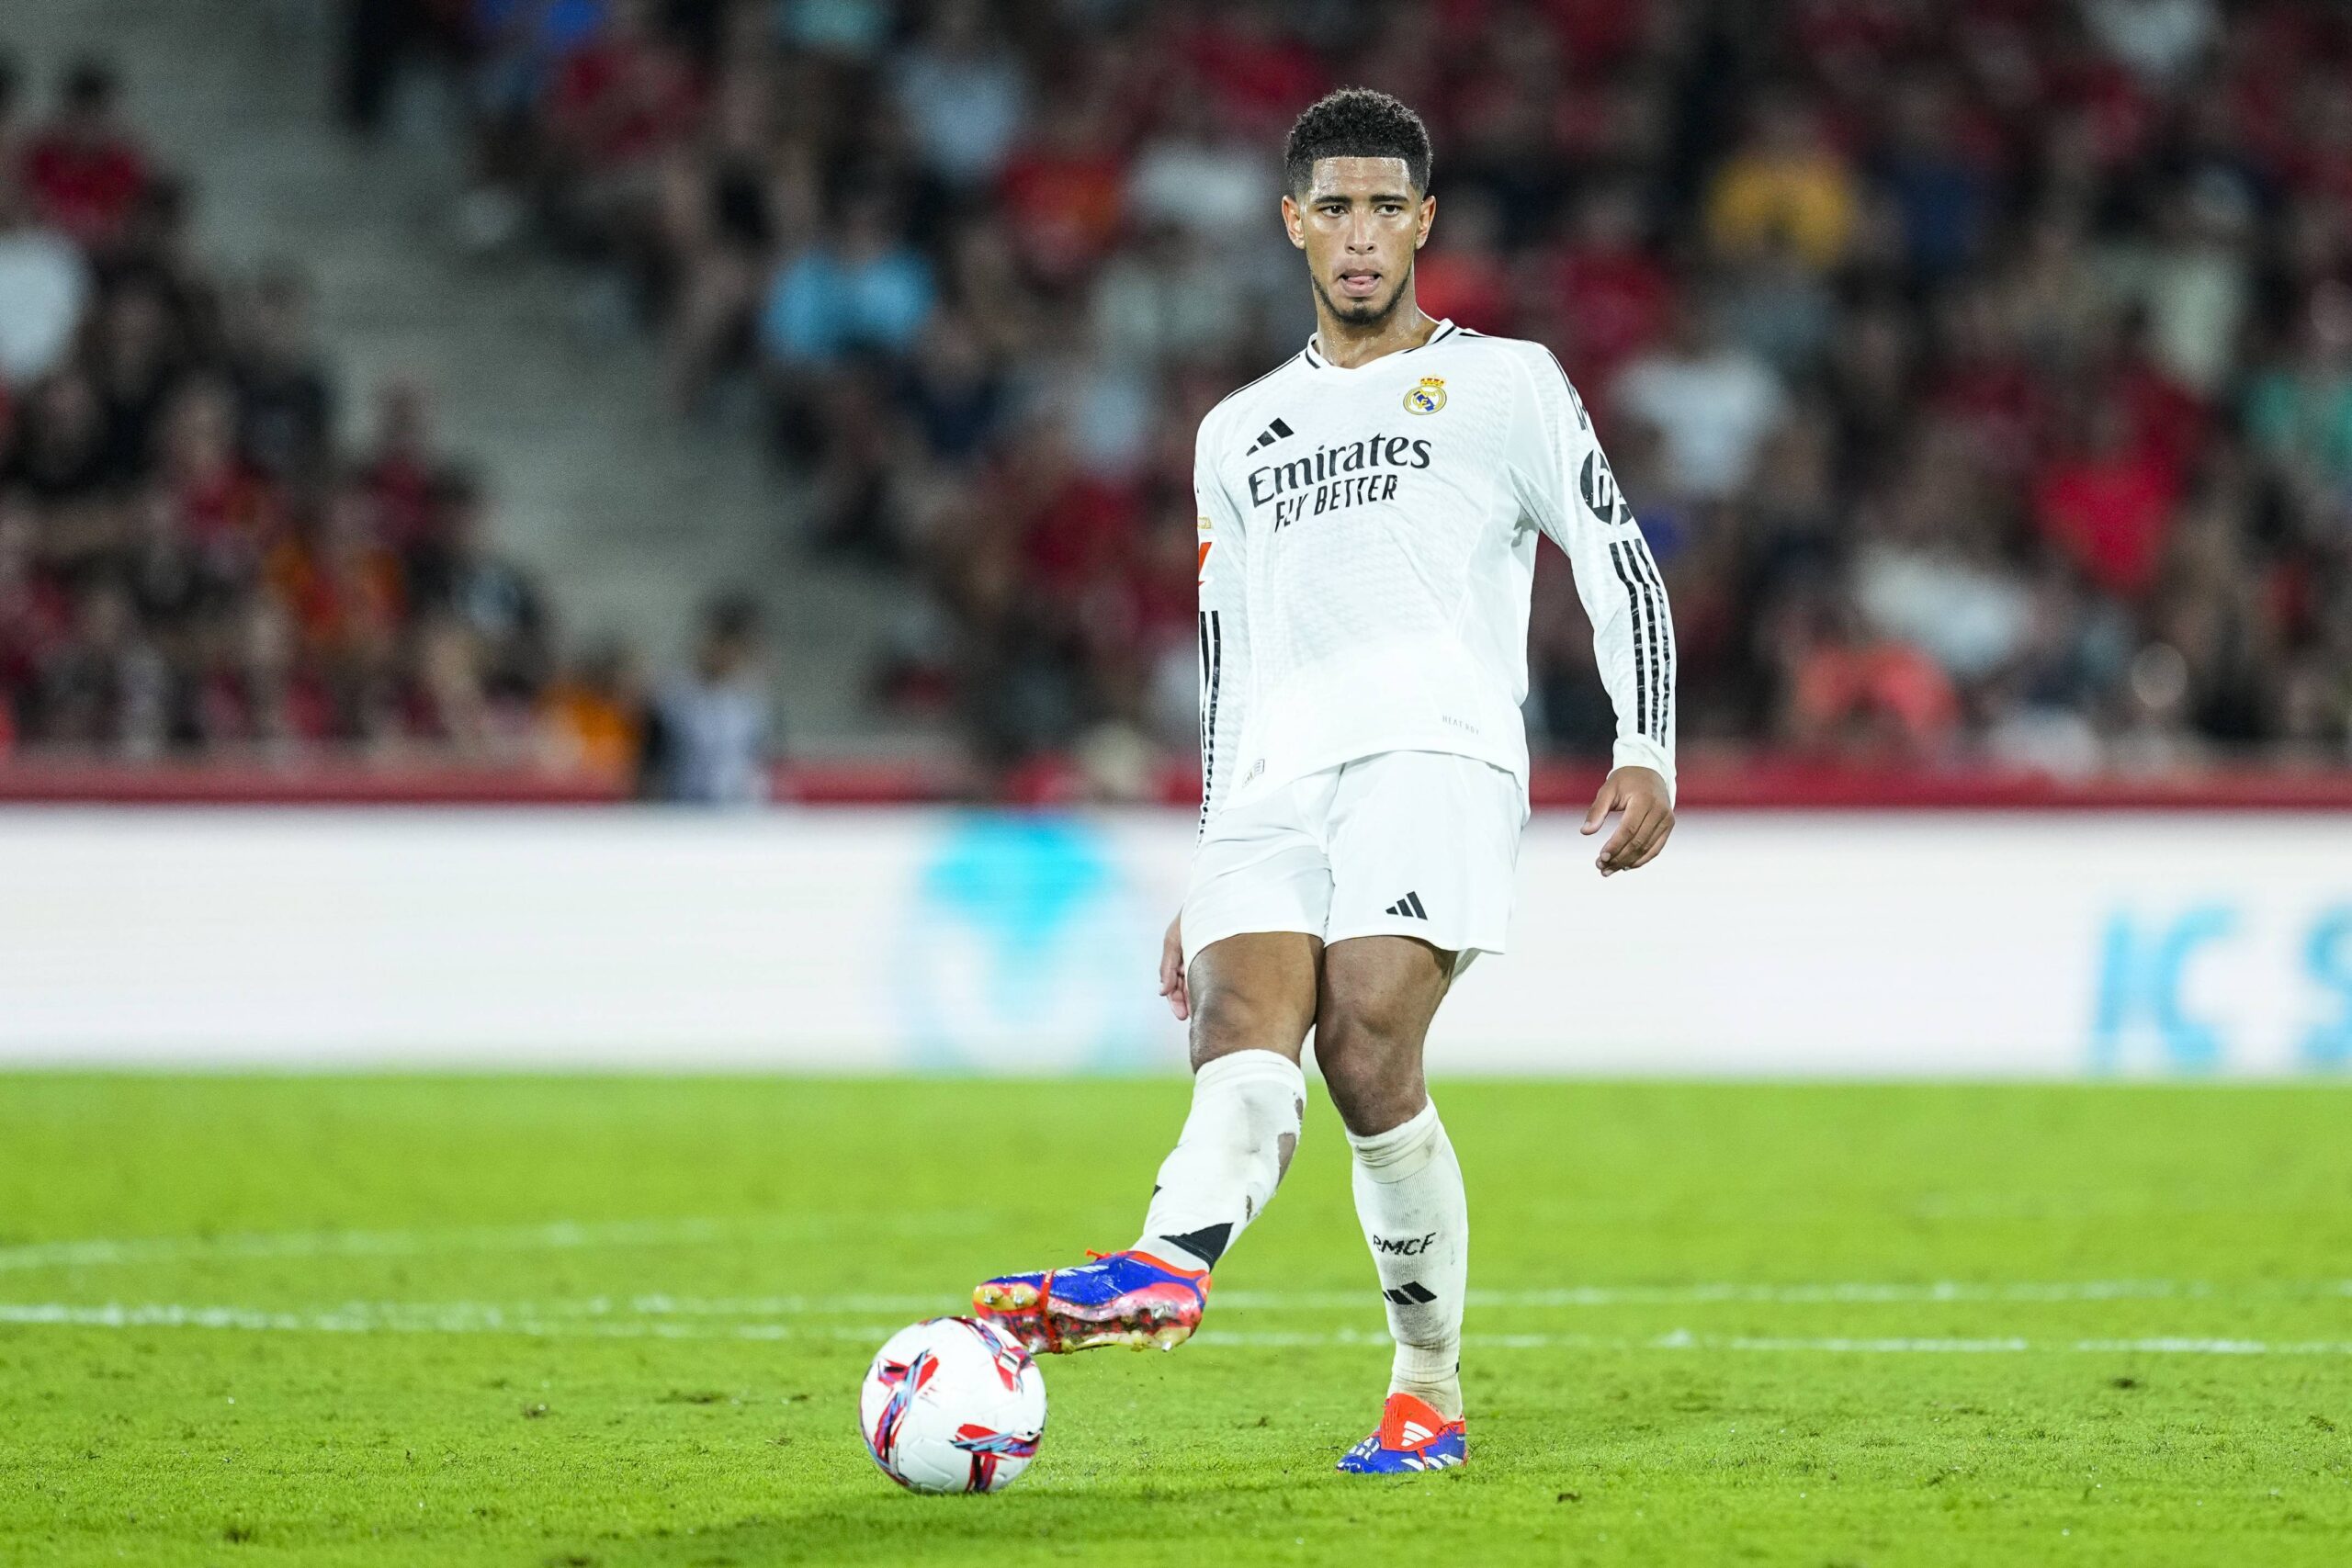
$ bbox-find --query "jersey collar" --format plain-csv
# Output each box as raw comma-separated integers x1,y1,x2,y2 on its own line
1301,318,1459,372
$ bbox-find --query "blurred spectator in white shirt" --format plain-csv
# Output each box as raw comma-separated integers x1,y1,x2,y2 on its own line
1851,429,2033,685
1125,91,1279,243
891,0,1026,189
1612,298,1789,501
644,593,771,805
0,175,88,386
1091,223,1232,369
2081,0,2216,85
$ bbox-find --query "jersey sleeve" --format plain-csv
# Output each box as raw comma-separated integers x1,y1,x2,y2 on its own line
1506,345,1678,797
1194,422,1252,834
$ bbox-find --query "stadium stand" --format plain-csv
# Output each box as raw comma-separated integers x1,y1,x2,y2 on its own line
12,2,2351,795
364,0,2351,784
0,51,653,773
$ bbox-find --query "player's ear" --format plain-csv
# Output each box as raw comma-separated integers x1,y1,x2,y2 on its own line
1415,193,1435,249
1281,193,1306,249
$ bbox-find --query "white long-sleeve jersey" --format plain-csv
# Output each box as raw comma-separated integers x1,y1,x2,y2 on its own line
1194,320,1675,828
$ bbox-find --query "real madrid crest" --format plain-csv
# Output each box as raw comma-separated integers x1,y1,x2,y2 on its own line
1404,376,1446,415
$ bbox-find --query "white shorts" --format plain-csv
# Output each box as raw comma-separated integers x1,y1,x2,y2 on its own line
1181,750,1528,976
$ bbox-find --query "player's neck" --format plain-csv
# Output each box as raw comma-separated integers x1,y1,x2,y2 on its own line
1312,298,1440,369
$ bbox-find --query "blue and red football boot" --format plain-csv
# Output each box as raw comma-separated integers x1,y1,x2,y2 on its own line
1335,1393,1467,1473
971,1248,1210,1353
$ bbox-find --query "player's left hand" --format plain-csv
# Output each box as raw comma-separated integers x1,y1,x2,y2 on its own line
1582,765,1675,876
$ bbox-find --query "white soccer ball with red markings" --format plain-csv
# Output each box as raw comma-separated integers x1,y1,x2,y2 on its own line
859,1316,1047,1494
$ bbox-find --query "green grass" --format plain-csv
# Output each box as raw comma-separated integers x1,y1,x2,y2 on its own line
2,1077,2350,1567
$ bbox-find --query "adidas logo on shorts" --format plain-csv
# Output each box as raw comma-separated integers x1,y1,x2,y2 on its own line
1385,892,1429,919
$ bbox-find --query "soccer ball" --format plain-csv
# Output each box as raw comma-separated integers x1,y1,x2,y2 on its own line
859,1316,1046,1494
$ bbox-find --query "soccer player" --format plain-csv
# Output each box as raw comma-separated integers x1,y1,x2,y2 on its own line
975,88,1677,1474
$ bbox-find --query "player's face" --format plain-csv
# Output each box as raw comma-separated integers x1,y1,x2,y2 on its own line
1283,157,1435,328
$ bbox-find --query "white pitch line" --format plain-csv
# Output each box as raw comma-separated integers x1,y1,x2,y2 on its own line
1205,1328,2352,1356
9,1221,2347,1319
7,1301,2352,1357
5,1277,2334,1323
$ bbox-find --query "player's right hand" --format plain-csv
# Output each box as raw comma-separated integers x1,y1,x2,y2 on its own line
1158,912,1189,1021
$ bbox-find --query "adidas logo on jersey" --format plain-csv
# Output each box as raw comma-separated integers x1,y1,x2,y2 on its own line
1384,892,1429,919
1246,417,1294,455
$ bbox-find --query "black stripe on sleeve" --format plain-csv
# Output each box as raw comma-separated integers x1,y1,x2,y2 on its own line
1196,612,1210,823
1607,542,1651,739
1196,611,1210,739
1628,538,1673,741
1629,545,1666,740
1199,609,1223,822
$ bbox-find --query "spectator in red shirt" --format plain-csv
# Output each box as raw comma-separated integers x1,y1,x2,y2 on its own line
1778,589,1962,761
1180,6,1327,134
2032,396,2181,601
2091,308,2210,488
159,380,276,579
268,485,405,662
19,60,149,253
1412,189,1512,333
358,378,451,558
1012,419,1140,605
197,595,335,751
1548,186,1673,394
1926,283,2047,484
547,0,701,175
0,496,69,714
997,103,1127,288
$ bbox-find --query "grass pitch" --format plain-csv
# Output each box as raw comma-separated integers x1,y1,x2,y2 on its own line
2,1077,2349,1567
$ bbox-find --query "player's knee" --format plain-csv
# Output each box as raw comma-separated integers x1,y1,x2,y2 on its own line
1321,971,1424,1045
1187,978,1310,1072
1314,1010,1426,1134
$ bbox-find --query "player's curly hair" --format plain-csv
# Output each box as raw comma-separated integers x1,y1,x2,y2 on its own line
1283,87,1433,197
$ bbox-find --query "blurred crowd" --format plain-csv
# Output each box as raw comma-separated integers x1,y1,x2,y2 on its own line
0,49,791,797
354,0,2352,774
0,53,604,770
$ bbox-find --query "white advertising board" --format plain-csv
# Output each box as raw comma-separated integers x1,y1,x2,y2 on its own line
0,810,2344,1076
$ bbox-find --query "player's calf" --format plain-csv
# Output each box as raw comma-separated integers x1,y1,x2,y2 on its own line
1136,1046,1306,1272
976,947,1311,1358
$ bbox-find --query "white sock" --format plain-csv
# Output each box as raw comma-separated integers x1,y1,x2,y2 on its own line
1134,1049,1306,1272
1349,1100,1468,1419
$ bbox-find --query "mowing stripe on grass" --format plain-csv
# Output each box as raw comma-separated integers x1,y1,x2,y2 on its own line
0,1213,985,1273
8,1299,2352,1357
572,1278,2347,1316
9,1222,2346,1316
